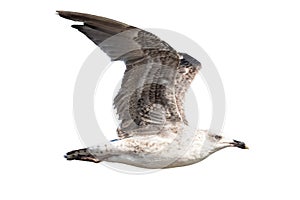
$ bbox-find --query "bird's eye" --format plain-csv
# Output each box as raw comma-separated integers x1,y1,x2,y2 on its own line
214,135,222,140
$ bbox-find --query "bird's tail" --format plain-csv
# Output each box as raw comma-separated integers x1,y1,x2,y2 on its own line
64,148,102,163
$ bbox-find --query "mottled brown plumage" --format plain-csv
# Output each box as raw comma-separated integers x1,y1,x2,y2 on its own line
57,11,201,139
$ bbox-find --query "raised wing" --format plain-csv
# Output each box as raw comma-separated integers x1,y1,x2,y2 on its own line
57,11,174,62
57,11,201,138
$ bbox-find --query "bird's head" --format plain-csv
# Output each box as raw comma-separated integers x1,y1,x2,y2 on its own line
201,132,248,155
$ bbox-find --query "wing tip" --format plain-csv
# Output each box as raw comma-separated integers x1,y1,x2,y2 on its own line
56,10,78,21
56,10,91,22
56,10,70,18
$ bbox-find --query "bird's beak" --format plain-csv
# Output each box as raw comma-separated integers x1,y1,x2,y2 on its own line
220,137,249,149
231,139,249,149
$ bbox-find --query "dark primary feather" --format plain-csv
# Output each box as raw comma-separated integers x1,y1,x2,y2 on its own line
57,11,173,62
57,11,201,138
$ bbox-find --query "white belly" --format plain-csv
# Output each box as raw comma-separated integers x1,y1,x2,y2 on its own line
104,131,207,169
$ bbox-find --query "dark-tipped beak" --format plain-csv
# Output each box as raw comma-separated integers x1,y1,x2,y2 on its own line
232,140,248,149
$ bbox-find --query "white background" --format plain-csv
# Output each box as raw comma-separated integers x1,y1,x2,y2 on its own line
1,0,299,199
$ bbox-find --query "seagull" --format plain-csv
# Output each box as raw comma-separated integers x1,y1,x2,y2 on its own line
58,11,248,169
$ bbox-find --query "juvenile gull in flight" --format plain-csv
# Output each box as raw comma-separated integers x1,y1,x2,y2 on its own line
58,11,247,169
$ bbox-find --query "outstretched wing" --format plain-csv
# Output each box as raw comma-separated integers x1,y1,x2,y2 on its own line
58,11,201,138
57,11,174,62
